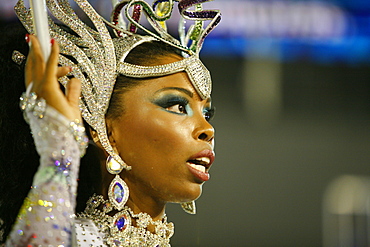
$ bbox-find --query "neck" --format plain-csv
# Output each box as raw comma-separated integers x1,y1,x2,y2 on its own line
125,190,167,221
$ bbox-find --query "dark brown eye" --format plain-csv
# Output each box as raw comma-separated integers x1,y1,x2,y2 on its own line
203,107,215,122
178,104,186,113
166,104,187,114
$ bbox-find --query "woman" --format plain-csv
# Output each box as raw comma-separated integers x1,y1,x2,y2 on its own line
1,0,220,246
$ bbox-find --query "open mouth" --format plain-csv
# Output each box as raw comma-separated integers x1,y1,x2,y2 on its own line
186,157,211,173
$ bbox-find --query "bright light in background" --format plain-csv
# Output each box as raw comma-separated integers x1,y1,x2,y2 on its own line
1,0,370,63
0,0,19,20
197,0,370,63
0,0,349,39
207,0,348,40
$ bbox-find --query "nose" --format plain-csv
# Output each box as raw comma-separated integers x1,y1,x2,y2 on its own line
193,120,215,143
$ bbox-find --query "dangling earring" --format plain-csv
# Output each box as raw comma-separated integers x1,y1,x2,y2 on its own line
106,155,129,211
181,201,196,214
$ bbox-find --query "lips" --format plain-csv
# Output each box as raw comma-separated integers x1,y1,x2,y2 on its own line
186,150,215,182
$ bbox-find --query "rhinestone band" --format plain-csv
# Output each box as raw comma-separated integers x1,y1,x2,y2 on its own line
19,91,46,123
117,55,211,99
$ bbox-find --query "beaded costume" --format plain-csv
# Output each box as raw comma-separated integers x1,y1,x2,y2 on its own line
6,0,220,246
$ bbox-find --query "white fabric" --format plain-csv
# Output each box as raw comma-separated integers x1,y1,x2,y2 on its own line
6,104,82,246
74,218,106,247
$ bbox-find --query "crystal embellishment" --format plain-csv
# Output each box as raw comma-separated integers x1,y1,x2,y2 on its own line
181,201,196,214
108,175,129,211
116,217,125,230
113,183,124,203
114,212,130,232
78,195,174,247
106,155,124,175
12,50,26,65
117,55,211,100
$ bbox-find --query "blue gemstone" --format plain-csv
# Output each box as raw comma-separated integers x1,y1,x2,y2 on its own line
116,217,126,231
113,182,124,203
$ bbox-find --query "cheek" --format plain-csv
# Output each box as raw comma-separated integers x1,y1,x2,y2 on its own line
152,117,184,139
144,116,192,157
115,111,192,162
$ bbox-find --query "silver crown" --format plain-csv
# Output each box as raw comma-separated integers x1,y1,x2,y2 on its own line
15,0,220,169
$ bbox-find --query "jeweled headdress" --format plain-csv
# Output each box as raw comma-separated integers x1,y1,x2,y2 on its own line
15,0,220,171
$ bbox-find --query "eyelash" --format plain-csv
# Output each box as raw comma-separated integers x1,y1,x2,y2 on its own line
166,98,189,114
154,95,215,121
155,96,189,114
203,107,215,122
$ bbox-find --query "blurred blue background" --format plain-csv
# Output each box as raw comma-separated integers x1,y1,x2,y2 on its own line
3,0,370,63
1,1,369,246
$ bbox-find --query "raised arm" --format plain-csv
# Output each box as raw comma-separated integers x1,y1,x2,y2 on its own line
6,35,87,246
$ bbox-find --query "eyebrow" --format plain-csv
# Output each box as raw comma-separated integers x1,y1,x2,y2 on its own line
155,87,194,98
155,87,212,103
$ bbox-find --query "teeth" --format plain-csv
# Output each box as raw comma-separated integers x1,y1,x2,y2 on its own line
194,157,210,165
187,163,206,173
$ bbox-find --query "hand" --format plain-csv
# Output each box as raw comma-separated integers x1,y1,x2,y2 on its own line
25,34,82,122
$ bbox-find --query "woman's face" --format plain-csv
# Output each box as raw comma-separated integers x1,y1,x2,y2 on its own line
108,55,215,207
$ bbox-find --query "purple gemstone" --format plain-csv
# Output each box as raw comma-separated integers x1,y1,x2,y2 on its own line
116,217,126,231
113,239,121,246
113,182,124,203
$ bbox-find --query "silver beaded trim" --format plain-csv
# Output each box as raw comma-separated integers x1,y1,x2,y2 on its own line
12,50,26,66
118,55,211,99
19,91,46,123
78,194,174,247
181,201,196,215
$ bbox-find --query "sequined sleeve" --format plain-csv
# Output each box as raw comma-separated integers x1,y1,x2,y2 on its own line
6,105,85,246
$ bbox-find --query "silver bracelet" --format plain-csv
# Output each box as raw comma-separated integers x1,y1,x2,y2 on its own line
19,91,47,123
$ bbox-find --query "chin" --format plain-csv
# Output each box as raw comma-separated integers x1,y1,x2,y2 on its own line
170,183,203,203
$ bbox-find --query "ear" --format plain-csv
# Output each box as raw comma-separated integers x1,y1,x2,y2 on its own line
89,126,119,155
105,118,119,154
